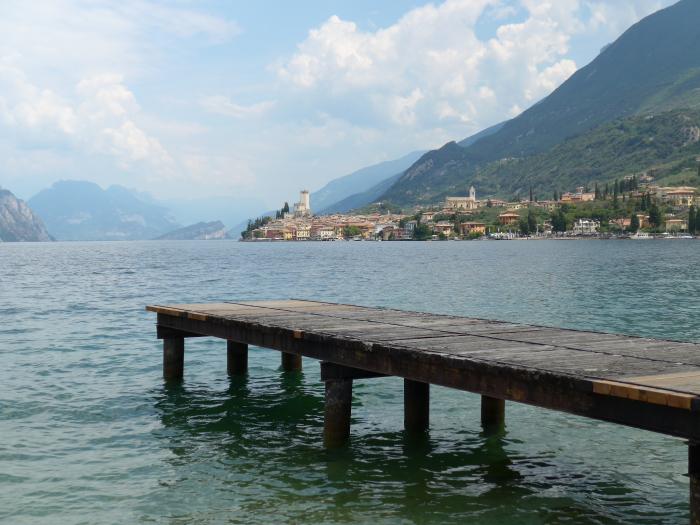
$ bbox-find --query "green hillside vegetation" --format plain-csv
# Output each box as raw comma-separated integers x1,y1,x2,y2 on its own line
480,109,700,199
381,109,700,207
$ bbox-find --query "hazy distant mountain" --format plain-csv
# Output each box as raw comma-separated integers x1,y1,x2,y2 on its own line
311,151,424,211
28,180,180,240
0,188,53,242
381,0,700,206
319,172,403,214
156,221,230,240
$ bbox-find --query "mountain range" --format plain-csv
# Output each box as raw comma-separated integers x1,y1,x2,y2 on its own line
5,0,700,240
378,0,700,207
28,181,180,241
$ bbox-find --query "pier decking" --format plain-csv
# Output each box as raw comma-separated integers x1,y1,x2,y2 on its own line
148,299,700,522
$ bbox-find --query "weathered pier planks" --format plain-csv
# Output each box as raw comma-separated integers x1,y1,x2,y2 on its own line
147,299,700,522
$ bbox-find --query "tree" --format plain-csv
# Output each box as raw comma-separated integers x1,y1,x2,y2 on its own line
551,209,567,232
412,223,432,241
519,217,530,236
594,182,600,200
689,205,697,234
282,202,290,214
648,201,662,228
343,225,362,238
553,190,559,201
629,213,640,233
486,199,493,208
613,180,619,208
527,208,537,234
529,185,534,202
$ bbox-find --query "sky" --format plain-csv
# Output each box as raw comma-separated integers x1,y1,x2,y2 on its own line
0,0,677,207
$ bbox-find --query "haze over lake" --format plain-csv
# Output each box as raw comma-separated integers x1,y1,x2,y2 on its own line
1,240,697,524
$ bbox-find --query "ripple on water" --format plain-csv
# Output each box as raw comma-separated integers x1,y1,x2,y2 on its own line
0,240,696,524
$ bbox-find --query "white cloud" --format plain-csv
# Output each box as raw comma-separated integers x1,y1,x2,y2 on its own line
0,61,77,136
585,1,666,35
389,89,424,125
102,120,172,166
200,95,276,119
276,0,584,136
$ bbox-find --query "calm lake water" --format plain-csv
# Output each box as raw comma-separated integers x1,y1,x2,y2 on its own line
2,240,700,524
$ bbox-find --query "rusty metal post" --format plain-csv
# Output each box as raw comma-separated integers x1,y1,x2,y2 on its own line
324,378,352,447
481,395,505,431
281,352,302,372
227,341,248,376
691,441,700,525
163,337,184,381
404,379,429,433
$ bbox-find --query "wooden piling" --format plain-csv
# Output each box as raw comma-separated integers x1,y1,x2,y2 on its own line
404,379,429,433
163,337,184,381
691,441,700,525
481,395,505,431
149,299,700,519
227,341,248,376
324,378,352,447
281,352,302,372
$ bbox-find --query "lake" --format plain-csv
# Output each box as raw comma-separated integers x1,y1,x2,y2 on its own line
1,239,699,524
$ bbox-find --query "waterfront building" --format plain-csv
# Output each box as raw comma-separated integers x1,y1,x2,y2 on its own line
572,218,600,234
666,219,688,232
433,221,453,236
311,224,336,241
460,222,486,235
293,224,311,240
610,217,631,230
498,212,520,226
445,186,479,210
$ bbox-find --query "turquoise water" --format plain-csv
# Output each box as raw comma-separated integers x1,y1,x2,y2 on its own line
2,240,699,524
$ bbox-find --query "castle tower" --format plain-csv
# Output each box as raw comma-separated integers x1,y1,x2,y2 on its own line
469,186,476,201
301,190,310,211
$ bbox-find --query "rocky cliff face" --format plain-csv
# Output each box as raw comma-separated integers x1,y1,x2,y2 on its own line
0,189,53,242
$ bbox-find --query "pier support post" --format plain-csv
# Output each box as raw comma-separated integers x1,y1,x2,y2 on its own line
481,395,505,431
281,352,302,372
163,337,184,381
324,378,353,448
319,363,385,448
227,341,248,376
690,441,700,525
404,379,429,434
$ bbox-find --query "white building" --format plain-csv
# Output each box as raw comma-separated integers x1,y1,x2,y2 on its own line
572,218,600,235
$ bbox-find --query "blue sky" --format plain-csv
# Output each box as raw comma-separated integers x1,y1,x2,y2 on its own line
0,0,676,208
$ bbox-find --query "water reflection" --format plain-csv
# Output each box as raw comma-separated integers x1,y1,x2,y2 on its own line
151,369,662,524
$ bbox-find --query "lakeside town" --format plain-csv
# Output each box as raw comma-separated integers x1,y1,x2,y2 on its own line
241,173,700,241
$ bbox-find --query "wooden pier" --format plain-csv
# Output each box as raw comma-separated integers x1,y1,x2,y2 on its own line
148,299,700,522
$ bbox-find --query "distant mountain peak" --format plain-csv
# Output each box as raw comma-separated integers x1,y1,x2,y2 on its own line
28,179,179,241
